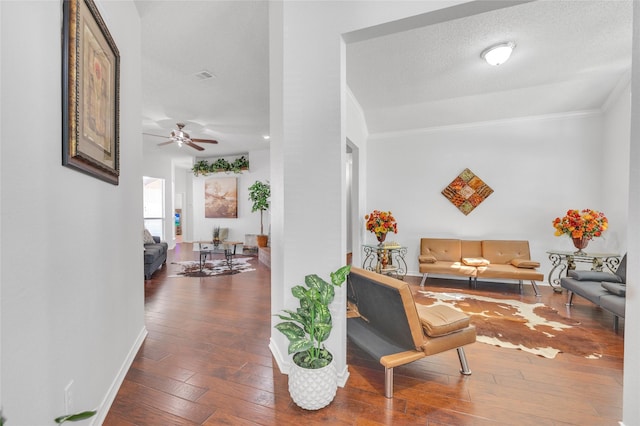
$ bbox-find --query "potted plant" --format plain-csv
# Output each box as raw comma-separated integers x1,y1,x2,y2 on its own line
248,180,270,247
275,265,351,410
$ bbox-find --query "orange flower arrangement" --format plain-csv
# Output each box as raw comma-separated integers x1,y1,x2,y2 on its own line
552,209,608,239
365,210,398,239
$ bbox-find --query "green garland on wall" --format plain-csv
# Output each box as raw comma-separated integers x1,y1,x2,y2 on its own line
192,155,249,176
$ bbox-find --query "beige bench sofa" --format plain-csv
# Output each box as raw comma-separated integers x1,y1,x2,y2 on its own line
418,238,543,296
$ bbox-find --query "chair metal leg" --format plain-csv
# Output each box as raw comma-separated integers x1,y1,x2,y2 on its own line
530,280,541,297
384,367,394,398
419,273,428,288
457,347,472,375
614,316,619,333
518,280,524,293
565,291,574,306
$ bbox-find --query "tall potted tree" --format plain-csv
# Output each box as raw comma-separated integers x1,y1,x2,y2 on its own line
275,265,351,410
248,180,270,247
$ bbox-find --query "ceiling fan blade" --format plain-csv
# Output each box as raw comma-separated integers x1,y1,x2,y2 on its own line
185,141,205,151
144,132,171,138
191,138,219,144
157,140,174,146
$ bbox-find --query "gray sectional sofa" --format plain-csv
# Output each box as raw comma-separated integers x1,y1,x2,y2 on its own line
144,236,168,279
560,254,626,332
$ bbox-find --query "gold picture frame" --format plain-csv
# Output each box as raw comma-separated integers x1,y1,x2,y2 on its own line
62,0,120,185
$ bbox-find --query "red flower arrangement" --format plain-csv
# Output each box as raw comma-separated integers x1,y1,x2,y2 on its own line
552,209,608,239
365,210,398,240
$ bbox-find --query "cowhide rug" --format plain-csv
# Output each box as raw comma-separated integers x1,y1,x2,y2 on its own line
415,291,603,359
169,257,255,278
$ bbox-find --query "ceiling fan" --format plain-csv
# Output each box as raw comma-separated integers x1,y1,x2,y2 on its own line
144,123,218,151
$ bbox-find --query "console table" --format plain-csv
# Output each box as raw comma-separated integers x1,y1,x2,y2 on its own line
546,250,621,293
362,244,408,280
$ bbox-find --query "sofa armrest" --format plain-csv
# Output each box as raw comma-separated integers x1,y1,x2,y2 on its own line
568,270,623,283
153,236,161,243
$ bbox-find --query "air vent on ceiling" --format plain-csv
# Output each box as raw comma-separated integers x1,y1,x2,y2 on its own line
194,70,215,81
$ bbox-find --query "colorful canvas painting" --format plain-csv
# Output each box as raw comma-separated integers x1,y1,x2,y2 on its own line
441,168,493,215
205,177,238,218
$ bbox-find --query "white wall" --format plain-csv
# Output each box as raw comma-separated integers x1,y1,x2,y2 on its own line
366,111,620,278
623,3,640,424
602,82,632,253
141,150,187,249
268,0,471,385
1,1,144,424
188,149,270,242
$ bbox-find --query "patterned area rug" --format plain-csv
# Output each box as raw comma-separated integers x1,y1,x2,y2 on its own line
169,257,255,277
415,291,603,359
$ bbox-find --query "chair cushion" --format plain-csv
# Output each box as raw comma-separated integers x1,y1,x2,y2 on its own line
416,305,470,337
510,258,540,269
601,281,626,297
462,257,490,266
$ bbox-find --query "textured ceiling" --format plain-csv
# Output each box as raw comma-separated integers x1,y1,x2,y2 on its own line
136,1,632,159
347,0,633,134
136,0,270,159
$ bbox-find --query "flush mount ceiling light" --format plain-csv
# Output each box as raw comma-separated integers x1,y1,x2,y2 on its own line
481,42,516,66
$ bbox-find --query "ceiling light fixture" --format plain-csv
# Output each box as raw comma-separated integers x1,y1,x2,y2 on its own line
170,123,191,148
481,42,515,66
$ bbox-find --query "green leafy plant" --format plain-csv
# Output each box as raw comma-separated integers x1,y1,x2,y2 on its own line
55,410,97,424
0,409,96,425
211,158,231,172
248,180,270,235
191,156,249,176
231,156,249,172
192,160,211,176
275,265,351,369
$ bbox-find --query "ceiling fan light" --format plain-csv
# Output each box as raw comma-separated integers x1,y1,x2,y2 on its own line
481,42,515,66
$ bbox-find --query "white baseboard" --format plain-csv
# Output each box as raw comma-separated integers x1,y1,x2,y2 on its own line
91,326,148,425
336,364,349,387
269,337,289,374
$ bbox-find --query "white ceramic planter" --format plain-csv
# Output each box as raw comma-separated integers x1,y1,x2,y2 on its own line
288,358,337,410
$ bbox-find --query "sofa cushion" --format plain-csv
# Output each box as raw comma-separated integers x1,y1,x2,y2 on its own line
420,238,461,262
419,261,477,277
481,240,531,265
510,259,540,269
476,264,543,281
462,257,490,266
568,270,623,283
614,254,627,282
418,254,437,264
416,304,470,337
144,246,162,263
599,294,626,318
601,281,626,297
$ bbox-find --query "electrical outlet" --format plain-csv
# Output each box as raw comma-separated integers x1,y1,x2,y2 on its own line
64,380,74,414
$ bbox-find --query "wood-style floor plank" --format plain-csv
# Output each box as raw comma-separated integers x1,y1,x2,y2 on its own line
105,243,624,425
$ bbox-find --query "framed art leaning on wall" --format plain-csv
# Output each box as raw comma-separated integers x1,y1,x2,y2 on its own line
62,0,120,185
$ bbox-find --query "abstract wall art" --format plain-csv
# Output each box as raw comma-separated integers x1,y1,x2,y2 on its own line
441,168,493,215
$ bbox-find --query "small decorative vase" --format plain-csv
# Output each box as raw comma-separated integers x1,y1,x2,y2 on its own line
572,237,590,255
380,251,389,269
376,232,387,245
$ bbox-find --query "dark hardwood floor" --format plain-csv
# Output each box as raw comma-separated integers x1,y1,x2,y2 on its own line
105,243,624,425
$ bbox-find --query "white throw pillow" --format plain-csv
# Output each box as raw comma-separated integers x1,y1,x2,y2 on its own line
143,229,155,244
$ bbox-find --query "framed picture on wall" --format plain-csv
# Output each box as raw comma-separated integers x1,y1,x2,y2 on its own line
205,177,238,218
62,0,120,185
